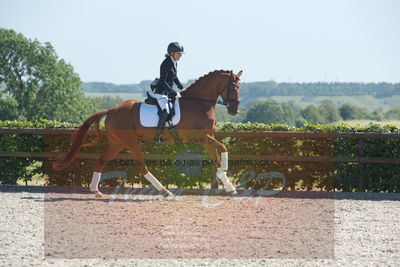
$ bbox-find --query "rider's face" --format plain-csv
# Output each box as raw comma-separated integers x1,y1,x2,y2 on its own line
172,52,183,61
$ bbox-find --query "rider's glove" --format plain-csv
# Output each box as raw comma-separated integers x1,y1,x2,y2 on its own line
168,91,177,98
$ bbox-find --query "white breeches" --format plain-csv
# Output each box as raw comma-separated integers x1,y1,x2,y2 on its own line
154,93,170,114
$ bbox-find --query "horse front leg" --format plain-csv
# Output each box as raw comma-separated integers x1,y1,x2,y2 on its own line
205,135,237,194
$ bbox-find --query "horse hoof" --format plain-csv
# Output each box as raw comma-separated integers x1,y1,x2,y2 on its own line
227,190,237,195
225,184,237,195
91,190,106,198
161,188,174,198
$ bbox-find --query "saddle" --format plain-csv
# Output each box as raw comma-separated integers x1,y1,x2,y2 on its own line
144,91,177,123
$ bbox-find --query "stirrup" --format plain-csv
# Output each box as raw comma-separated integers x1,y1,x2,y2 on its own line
168,126,181,143
154,135,166,144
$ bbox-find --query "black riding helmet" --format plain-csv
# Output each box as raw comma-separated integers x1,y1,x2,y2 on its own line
167,42,184,54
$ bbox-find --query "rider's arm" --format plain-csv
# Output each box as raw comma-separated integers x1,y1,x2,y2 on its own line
174,76,184,90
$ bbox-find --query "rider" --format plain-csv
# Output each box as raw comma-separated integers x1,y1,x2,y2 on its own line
153,42,184,143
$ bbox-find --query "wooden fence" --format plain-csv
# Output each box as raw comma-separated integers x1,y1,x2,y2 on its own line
1,128,400,191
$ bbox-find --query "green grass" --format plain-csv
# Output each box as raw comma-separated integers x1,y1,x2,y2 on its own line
333,120,400,128
268,95,400,111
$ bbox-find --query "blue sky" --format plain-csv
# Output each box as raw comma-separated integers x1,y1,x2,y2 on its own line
1,0,399,84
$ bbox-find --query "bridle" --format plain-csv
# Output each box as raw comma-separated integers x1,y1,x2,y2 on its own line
181,76,240,106
219,76,240,106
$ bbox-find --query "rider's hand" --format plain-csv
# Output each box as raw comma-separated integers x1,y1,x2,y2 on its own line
168,91,177,98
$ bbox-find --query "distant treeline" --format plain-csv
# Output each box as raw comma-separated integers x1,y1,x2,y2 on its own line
240,81,400,102
82,80,400,99
216,99,400,126
82,81,151,94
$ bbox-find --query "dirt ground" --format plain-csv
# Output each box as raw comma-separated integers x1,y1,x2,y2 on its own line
1,186,400,266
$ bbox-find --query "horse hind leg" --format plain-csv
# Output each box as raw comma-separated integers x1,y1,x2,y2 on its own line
89,144,124,197
125,139,174,198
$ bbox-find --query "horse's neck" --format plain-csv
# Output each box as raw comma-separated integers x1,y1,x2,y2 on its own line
181,74,222,101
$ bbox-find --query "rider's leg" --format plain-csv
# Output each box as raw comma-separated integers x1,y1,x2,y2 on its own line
154,94,170,143
154,109,168,143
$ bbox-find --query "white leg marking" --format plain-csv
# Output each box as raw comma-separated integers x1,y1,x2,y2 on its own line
90,171,101,192
144,172,164,191
221,152,228,170
216,168,236,193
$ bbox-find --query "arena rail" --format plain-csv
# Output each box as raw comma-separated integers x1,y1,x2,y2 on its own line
1,128,400,191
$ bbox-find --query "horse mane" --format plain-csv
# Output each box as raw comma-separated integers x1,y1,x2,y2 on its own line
182,69,231,92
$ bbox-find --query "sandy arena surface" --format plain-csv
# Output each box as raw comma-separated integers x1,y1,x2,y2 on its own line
0,186,399,266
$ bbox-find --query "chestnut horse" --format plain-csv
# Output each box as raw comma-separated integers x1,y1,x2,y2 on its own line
53,69,243,197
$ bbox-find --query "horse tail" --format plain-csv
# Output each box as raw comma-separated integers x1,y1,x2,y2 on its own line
52,110,108,170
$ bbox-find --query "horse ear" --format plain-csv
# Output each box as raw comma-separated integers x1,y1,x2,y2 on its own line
237,70,243,77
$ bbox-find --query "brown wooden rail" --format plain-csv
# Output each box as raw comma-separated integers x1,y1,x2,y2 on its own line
1,128,400,191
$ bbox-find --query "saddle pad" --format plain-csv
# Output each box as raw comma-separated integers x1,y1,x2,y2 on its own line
139,99,181,127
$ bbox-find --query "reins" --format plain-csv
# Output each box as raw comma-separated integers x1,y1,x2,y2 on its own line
180,96,218,104
181,76,240,106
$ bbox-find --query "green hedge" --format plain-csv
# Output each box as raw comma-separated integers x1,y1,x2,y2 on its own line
0,120,76,185
221,122,400,192
1,119,400,192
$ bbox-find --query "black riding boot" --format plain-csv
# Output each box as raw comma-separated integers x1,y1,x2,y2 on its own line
154,109,168,143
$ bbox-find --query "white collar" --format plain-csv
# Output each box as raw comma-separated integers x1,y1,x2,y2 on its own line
170,56,177,67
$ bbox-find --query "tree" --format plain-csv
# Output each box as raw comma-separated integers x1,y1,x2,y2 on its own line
243,99,295,125
369,109,383,121
215,105,231,123
318,100,342,123
0,96,19,120
96,95,124,110
339,103,370,120
384,108,400,120
295,115,307,127
0,28,94,123
300,104,325,124
280,102,296,125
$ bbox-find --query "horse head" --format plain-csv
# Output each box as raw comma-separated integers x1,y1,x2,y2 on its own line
180,69,243,115
219,70,243,115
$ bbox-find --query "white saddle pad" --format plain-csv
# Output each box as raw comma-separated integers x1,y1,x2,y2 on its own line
139,99,181,127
